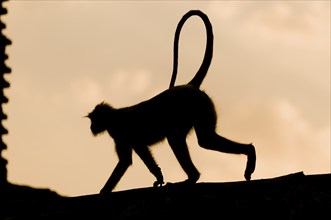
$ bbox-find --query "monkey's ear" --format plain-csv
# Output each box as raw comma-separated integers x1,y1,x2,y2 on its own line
83,113,91,119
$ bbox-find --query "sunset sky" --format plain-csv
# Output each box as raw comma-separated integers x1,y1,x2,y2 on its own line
2,1,330,197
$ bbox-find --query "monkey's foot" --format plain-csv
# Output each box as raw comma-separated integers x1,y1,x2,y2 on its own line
153,180,164,188
99,188,111,195
244,144,256,181
165,179,197,188
182,179,198,185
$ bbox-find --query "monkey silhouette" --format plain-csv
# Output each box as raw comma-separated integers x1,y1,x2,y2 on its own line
86,10,256,194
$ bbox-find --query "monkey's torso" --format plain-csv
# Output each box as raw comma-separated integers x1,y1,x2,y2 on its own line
107,84,217,146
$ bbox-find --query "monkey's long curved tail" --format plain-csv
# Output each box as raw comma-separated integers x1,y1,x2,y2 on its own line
169,10,214,89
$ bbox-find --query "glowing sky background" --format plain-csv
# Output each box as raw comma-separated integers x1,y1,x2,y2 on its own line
2,1,330,196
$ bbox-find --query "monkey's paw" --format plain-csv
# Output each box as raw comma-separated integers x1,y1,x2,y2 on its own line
153,180,164,188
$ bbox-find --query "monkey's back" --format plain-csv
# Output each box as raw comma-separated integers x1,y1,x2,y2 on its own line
115,85,217,145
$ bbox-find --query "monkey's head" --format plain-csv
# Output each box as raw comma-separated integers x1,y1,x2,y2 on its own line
86,102,113,136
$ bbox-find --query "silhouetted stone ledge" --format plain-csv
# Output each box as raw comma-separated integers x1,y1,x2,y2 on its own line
0,182,61,201
1,172,330,219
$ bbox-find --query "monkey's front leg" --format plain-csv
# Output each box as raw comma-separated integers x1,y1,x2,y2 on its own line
100,146,132,194
133,146,164,188
152,166,164,188
100,161,130,194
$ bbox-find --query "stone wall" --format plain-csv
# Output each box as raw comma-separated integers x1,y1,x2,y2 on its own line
0,0,11,186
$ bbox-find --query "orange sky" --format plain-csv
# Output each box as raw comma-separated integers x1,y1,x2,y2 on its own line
2,1,330,196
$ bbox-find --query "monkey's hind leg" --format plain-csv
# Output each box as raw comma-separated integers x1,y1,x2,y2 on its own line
167,135,200,184
195,129,256,181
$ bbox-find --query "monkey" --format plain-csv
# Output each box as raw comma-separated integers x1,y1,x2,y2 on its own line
86,10,256,194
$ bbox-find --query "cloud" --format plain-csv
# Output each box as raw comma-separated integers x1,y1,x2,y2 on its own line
70,76,104,106
68,68,156,109
229,98,330,176
108,69,152,93
206,1,241,21
107,69,153,105
208,1,330,48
